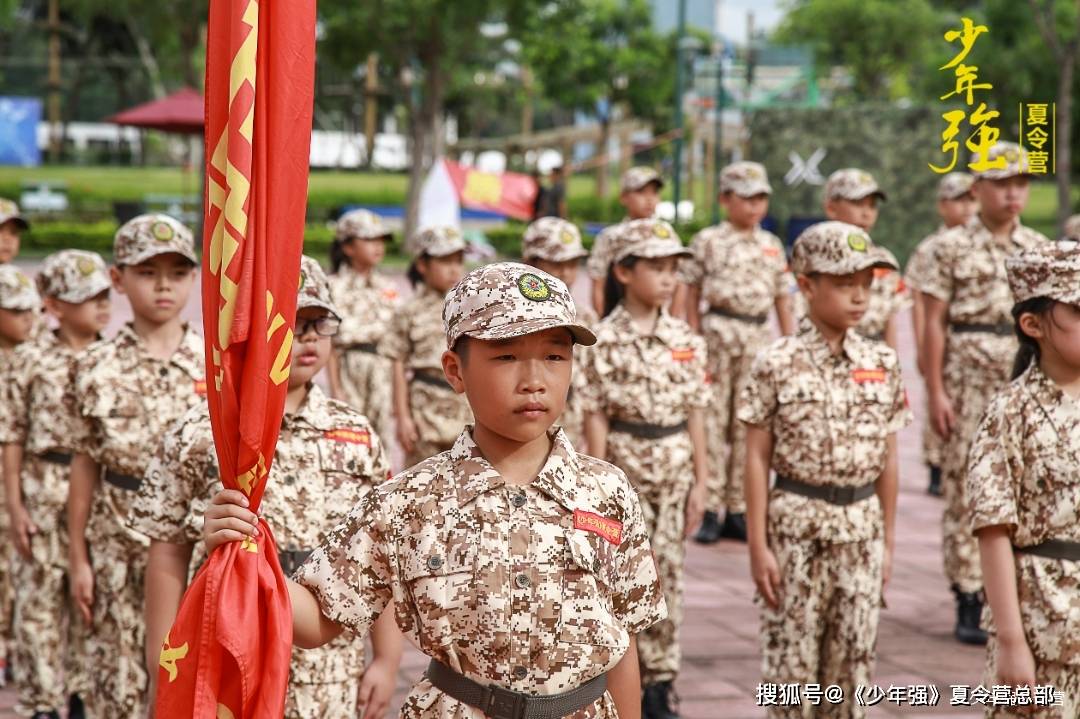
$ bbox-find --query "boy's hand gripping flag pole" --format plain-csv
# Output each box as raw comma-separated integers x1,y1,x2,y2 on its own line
155,1,316,716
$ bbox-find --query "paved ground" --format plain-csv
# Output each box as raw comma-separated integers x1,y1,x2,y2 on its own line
0,264,992,717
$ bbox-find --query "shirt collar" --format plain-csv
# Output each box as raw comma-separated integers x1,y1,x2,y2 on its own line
285,383,333,430
113,322,203,377
798,316,864,365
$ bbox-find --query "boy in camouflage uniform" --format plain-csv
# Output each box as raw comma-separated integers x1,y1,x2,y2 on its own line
741,222,912,718
204,262,667,717
327,209,401,445
521,216,596,449
587,166,664,315
0,198,29,265
0,264,40,687
921,143,1049,645
903,172,977,497
2,251,109,719
680,161,796,544
966,240,1080,718
67,214,206,717
131,257,402,719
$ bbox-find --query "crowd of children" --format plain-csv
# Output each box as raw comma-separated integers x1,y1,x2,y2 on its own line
0,141,1076,718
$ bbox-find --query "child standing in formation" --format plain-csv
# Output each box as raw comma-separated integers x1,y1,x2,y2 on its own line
327,209,401,445
383,226,472,467
66,214,205,717
2,251,109,719
520,216,596,449
204,261,667,717
967,240,1080,717
921,142,1049,646
587,167,664,315
903,172,977,496
0,198,28,265
0,264,40,688
131,256,403,719
741,222,911,718
582,218,708,719
679,161,796,545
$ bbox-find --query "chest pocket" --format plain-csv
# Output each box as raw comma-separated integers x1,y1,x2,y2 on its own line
852,383,893,439
318,435,371,480
954,251,1004,284
559,531,624,648
398,527,477,648
776,384,827,425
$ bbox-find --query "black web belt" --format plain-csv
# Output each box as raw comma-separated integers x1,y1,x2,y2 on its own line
949,322,1013,336
426,660,608,719
1014,539,1080,562
609,418,688,439
345,342,378,354
412,371,453,391
775,475,876,506
39,450,73,466
103,469,142,491
707,307,769,325
278,549,313,576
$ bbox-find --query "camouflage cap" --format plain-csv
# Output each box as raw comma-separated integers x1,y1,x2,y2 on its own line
443,261,596,349
620,166,664,194
412,225,467,258
1006,240,1080,305
971,142,1030,181
114,213,197,266
1064,214,1080,242
791,221,899,275
37,250,111,303
335,209,392,242
0,198,28,231
612,219,691,263
937,172,975,200
824,168,887,202
522,217,588,263
720,161,772,197
297,255,340,317
0,265,40,311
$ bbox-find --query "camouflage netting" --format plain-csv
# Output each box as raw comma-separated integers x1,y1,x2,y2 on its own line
748,105,943,266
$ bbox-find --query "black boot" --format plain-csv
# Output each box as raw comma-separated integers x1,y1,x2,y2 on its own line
642,681,681,719
719,511,748,542
30,712,59,719
954,588,989,645
927,465,943,496
68,693,86,719
693,510,723,544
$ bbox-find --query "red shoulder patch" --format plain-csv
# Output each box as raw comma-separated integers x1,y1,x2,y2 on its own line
873,267,893,279
762,246,781,258
852,368,887,384
381,288,399,302
193,379,208,397
323,428,371,446
671,348,695,362
574,509,623,545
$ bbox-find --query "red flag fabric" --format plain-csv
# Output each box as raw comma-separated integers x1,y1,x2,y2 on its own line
154,1,316,717
442,158,539,220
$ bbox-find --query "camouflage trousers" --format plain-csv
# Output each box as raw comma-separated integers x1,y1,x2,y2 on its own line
0,495,11,668
759,536,884,719
12,456,89,715
336,347,394,446
606,429,694,685
984,638,1080,719
406,377,473,468
286,678,359,719
922,404,944,468
941,335,1014,594
285,629,365,719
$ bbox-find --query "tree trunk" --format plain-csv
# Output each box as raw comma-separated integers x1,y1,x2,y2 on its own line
1055,53,1074,234
125,18,166,98
596,117,610,200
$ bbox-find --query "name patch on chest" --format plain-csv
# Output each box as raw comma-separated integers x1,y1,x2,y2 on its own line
762,246,781,258
193,379,208,396
851,368,887,384
670,348,695,362
323,428,371,446
573,509,623,545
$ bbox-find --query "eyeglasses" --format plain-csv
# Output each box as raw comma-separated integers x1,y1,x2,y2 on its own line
295,316,341,337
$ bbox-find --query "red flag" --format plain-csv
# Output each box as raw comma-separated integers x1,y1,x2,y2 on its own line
154,1,316,716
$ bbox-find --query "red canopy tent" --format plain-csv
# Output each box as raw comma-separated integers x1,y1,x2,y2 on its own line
107,87,204,134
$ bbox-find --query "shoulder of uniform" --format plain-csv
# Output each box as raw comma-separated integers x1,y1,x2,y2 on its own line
317,397,378,433
75,337,120,379
1017,225,1051,244
375,452,454,510
854,335,901,370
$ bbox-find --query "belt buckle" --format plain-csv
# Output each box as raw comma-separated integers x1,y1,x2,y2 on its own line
827,486,855,505
484,686,525,719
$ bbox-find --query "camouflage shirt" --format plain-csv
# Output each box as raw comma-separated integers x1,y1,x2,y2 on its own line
903,225,947,293
379,284,448,372
921,217,1048,324
295,427,666,715
678,221,793,317
329,266,402,348
858,247,912,339
0,329,85,453
738,319,912,542
579,305,709,425
585,220,629,281
966,364,1080,665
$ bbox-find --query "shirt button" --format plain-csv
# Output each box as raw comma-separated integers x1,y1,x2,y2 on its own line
426,555,443,571
513,666,528,680
514,573,531,589
511,493,527,508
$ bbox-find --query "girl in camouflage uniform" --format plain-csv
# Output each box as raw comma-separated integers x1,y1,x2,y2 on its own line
382,227,472,467
966,240,1080,717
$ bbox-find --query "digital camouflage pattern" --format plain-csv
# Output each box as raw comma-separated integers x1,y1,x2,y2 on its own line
0,197,28,229
966,365,1080,668
0,264,40,310
522,217,589,263
586,220,631,281
295,427,666,717
336,208,393,241
720,161,772,197
411,225,467,258
936,172,974,200
679,221,793,514
611,219,689,264
1064,214,1080,242
130,386,391,716
737,318,911,544
443,262,595,348
824,168,886,202
858,247,911,340
297,255,341,316
921,216,1048,593
790,222,897,277
36,250,111,303
1005,239,1080,305
561,303,599,452
1,329,92,714
112,213,197,266
620,166,664,194
580,306,707,684
330,265,401,443
72,322,205,717
971,141,1029,181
